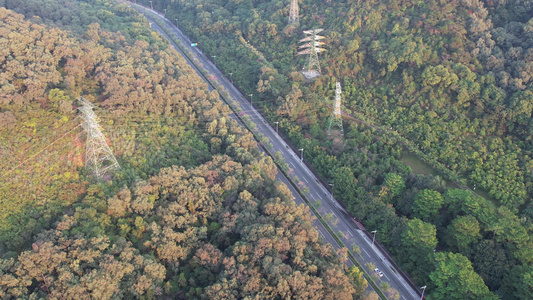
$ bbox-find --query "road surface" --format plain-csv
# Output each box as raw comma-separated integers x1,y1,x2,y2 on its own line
133,4,421,299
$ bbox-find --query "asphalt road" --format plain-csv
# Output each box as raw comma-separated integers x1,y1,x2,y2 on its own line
133,4,421,299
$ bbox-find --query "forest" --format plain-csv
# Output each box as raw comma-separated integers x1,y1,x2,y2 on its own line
0,0,363,298
137,0,533,299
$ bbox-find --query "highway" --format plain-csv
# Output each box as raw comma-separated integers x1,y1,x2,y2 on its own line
133,4,421,299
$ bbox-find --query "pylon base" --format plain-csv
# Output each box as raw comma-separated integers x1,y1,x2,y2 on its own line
301,70,320,80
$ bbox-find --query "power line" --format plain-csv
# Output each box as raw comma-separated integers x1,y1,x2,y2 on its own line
0,98,268,183
0,116,80,170
0,124,82,180
0,131,83,189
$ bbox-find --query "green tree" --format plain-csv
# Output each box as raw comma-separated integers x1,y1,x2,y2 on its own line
444,215,482,254
47,88,70,112
347,266,368,298
412,189,444,223
380,281,399,300
471,240,509,291
429,252,497,300
383,172,405,198
401,218,437,280
443,188,472,215
332,166,359,205
500,264,533,300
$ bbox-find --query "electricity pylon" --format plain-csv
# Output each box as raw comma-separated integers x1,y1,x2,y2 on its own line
327,82,343,135
289,0,299,25
297,29,326,76
77,97,120,179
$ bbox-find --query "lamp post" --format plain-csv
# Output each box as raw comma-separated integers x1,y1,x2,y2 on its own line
175,18,178,25
420,286,427,300
274,121,279,134
249,94,253,104
298,148,304,162
371,230,377,247
329,184,334,201
149,0,153,10
164,8,167,15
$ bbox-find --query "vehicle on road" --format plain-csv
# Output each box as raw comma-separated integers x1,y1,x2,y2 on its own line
374,268,384,278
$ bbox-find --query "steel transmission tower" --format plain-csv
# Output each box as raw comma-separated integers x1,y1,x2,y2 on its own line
327,82,343,135
289,0,300,25
77,97,120,179
297,29,326,79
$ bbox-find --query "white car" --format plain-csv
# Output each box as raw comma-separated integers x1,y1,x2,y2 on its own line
374,267,384,277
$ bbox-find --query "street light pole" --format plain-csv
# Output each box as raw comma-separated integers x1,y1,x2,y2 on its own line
149,0,153,10
420,286,427,300
175,18,178,25
329,184,334,201
298,148,304,162
371,230,377,247
274,121,279,134
249,94,253,104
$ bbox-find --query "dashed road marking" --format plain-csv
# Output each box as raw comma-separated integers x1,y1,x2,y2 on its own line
363,249,370,257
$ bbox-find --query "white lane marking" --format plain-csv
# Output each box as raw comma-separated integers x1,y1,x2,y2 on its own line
303,165,313,176
362,249,370,257
348,231,353,237
332,199,343,210
152,14,421,296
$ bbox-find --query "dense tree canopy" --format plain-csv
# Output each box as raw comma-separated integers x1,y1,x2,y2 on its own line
412,189,444,222
444,215,482,255
144,0,533,298
429,252,498,300
0,1,359,298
